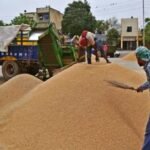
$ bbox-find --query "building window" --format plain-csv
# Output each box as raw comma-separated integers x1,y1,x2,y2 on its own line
43,13,49,20
38,13,49,21
127,26,132,32
39,14,43,20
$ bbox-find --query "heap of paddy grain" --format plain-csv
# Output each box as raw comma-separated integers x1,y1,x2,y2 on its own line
0,74,42,109
122,52,136,61
0,63,149,150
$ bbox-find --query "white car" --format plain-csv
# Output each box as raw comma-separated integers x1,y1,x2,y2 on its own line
114,51,120,57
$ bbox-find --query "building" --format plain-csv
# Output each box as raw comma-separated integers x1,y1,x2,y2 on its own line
25,6,63,30
121,17,142,50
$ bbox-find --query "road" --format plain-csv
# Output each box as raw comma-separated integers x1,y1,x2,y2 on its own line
109,58,144,73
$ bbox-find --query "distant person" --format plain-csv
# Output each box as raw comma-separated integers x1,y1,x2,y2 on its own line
79,30,99,64
135,46,150,150
101,42,111,63
71,35,79,48
95,32,110,63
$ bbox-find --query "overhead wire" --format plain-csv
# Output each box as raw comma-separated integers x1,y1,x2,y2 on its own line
90,0,150,26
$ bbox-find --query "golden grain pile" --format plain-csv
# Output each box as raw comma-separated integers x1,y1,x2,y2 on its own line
122,52,136,61
0,74,42,109
0,63,149,150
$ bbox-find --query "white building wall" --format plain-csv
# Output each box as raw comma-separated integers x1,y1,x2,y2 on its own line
121,18,139,49
50,8,63,30
121,18,138,37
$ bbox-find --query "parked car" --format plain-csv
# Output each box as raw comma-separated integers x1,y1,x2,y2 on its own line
114,51,121,57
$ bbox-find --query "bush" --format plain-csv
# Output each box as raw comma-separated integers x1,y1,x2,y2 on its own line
107,46,116,57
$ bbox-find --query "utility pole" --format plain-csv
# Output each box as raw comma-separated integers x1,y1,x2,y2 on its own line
142,0,145,46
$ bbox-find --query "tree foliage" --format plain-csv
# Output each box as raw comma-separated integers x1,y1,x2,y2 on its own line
107,28,119,46
145,18,150,23
96,20,109,33
107,17,118,27
145,18,150,48
0,20,5,26
11,13,35,27
62,0,96,36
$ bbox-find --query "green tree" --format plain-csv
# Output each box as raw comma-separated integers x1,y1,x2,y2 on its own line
145,19,150,48
145,18,150,23
11,13,35,27
62,0,96,36
106,28,119,56
0,20,5,26
107,28,119,46
96,20,109,33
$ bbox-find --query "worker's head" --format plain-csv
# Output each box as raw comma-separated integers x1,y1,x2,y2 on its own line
81,30,88,37
135,46,150,66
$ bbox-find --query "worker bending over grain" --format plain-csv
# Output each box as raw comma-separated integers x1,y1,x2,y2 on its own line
79,30,99,64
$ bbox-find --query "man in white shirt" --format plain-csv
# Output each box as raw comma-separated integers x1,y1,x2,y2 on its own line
79,30,99,64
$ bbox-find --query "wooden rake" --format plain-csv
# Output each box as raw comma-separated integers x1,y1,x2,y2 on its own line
105,80,137,91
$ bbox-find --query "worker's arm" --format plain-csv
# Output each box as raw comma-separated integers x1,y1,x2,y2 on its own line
137,82,150,92
137,62,150,92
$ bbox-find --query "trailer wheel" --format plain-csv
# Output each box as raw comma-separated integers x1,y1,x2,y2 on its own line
2,61,20,80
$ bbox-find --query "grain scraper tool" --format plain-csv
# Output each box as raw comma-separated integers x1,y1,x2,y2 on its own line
105,80,137,91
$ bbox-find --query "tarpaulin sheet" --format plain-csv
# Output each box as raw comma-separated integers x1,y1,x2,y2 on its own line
29,31,45,41
0,24,30,52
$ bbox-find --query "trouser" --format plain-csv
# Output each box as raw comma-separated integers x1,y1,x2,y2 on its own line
86,46,92,64
86,46,99,64
99,49,110,63
92,48,99,61
142,116,150,150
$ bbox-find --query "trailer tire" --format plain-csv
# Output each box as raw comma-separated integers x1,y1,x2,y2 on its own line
2,61,20,80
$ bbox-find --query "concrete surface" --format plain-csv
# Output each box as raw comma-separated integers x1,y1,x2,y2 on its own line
109,58,144,74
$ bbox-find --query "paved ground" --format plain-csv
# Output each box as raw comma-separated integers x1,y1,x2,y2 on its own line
109,58,144,74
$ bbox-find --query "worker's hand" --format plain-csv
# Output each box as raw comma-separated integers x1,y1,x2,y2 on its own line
136,87,143,93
